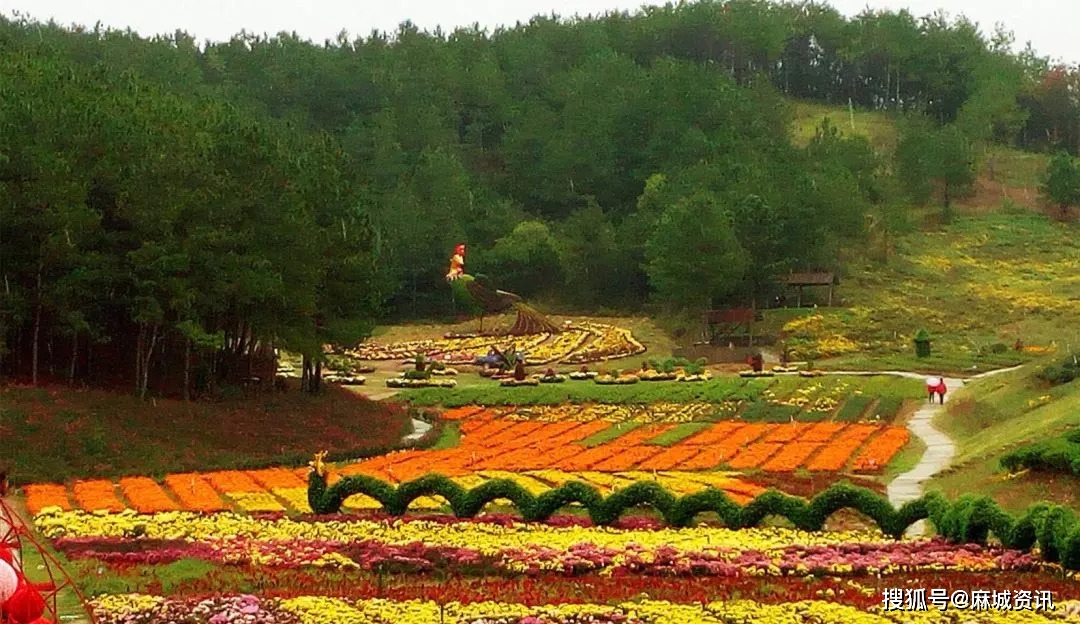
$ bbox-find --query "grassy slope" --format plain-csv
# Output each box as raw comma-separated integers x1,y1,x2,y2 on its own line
926,365,1080,513
791,101,898,153
789,103,1079,510
0,384,412,485
780,101,1078,375
795,213,1080,374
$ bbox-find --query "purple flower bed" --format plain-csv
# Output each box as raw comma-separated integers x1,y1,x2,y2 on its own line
90,595,301,624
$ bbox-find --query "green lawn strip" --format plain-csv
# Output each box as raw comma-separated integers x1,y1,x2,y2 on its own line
73,558,220,597
402,375,926,407
405,377,773,406
819,352,1028,376
738,401,803,423
869,396,904,420
430,422,461,450
853,376,925,400
835,395,874,422
884,434,927,482
579,421,644,447
645,422,713,446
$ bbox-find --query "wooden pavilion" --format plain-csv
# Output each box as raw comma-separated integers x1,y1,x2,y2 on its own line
780,271,839,307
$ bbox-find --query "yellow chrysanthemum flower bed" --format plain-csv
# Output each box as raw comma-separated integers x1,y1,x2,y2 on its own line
87,595,1078,624
35,507,892,553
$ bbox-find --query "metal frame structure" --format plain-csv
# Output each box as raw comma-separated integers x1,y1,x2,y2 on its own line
0,498,97,624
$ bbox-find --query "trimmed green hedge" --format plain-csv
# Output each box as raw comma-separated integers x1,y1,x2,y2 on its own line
1037,352,1078,385
308,470,1080,570
1000,429,1080,475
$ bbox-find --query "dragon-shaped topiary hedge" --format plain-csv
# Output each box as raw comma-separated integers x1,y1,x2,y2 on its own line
306,452,1080,570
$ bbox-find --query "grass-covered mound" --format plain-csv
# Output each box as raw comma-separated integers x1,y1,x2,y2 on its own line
999,353,1080,476
0,384,412,484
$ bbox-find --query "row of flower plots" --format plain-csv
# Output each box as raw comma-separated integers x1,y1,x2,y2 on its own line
24,413,911,516
26,377,1080,623
37,505,1080,622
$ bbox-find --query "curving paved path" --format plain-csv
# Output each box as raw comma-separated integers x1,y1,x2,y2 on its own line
832,366,1024,536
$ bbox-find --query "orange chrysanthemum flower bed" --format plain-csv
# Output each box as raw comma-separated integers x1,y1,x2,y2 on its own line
24,404,913,514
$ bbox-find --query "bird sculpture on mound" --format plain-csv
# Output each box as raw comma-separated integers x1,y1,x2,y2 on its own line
446,243,561,335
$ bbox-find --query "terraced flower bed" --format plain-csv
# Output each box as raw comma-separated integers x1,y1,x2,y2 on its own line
347,321,644,365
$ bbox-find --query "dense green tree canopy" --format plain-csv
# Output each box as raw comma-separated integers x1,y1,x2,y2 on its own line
1,1,1077,393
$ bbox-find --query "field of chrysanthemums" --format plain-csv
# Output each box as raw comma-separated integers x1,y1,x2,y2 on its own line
19,372,1080,623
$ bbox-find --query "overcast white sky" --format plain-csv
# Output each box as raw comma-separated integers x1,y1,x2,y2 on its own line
2,0,1076,65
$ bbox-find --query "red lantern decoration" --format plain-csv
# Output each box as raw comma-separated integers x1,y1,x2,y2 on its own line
0,546,13,565
4,583,46,624
0,559,19,603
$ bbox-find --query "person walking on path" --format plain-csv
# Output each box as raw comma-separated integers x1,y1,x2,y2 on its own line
925,376,947,404
925,376,942,403
935,378,947,404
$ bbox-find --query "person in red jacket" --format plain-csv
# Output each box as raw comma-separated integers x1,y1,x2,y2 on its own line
925,376,947,404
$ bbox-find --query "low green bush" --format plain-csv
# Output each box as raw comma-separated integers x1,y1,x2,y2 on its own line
306,470,1080,570
1000,429,1080,476
1037,352,1078,385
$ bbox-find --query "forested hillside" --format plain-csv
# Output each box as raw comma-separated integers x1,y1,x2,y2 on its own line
2,0,1079,395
